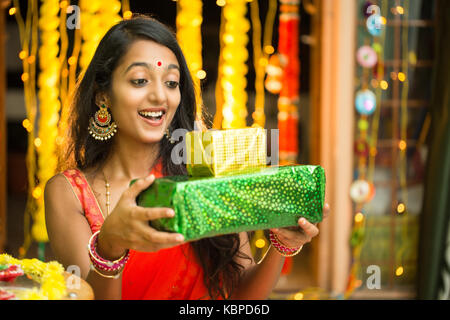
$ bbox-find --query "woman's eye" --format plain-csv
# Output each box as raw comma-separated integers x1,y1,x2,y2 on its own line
166,81,179,89
131,79,148,86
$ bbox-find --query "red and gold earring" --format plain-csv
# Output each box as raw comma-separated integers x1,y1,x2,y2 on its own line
88,104,117,141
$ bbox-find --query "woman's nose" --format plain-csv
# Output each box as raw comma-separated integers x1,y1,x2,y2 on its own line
148,80,166,104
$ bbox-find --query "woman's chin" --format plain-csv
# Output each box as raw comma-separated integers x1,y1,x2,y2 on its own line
141,133,165,144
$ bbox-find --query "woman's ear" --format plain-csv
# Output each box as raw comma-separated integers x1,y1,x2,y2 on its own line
95,91,110,107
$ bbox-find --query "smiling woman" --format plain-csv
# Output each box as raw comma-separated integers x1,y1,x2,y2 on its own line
103,39,181,143
43,14,327,300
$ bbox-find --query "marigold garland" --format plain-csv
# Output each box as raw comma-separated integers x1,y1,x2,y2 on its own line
0,254,66,300
216,0,250,129
176,0,204,120
34,0,62,243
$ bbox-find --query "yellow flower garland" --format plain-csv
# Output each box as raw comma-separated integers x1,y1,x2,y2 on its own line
176,0,204,120
0,254,66,300
216,0,250,129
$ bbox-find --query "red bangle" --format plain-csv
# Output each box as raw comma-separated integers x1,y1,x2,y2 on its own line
87,231,129,274
269,230,303,257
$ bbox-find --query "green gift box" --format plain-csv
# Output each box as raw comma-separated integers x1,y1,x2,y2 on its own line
134,165,326,241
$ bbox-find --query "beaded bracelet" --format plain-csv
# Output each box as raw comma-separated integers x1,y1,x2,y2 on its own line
87,231,130,277
269,230,303,257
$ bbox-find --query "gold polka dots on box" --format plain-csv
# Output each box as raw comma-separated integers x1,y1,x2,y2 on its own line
135,165,326,241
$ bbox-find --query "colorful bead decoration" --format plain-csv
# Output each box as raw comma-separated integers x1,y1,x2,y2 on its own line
350,179,371,203
366,13,384,37
354,139,369,157
356,45,378,68
355,89,377,115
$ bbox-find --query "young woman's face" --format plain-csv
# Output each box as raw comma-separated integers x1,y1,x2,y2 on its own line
108,39,181,144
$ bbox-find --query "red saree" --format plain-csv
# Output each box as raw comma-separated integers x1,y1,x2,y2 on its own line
62,162,210,300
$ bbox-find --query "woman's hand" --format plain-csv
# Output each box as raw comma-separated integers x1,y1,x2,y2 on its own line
96,174,185,260
269,203,330,249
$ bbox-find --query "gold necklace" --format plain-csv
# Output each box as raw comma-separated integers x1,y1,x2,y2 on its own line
102,171,110,217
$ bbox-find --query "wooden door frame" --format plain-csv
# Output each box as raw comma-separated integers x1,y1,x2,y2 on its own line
0,0,10,253
310,0,356,295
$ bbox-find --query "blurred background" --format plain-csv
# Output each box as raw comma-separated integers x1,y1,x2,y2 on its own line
0,0,448,300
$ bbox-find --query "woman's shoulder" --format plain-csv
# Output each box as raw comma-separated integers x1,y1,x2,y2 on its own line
46,168,82,188
44,170,84,214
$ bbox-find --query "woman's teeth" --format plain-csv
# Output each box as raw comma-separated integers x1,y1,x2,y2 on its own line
139,110,165,120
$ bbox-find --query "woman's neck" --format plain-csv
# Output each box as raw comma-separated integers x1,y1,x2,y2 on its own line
102,136,160,183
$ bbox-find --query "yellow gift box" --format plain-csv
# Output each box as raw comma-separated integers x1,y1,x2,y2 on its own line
186,127,267,177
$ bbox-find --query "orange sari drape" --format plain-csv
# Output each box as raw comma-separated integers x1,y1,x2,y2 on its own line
62,161,210,300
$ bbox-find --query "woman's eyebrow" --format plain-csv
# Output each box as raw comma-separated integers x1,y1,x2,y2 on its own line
124,61,180,74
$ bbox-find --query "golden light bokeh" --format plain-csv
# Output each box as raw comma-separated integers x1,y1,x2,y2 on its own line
354,212,364,223
255,238,266,248
397,203,406,214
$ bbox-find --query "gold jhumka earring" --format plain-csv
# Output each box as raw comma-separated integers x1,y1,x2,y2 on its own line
88,104,117,141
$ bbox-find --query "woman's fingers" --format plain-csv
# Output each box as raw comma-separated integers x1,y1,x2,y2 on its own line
126,174,155,201
131,206,175,221
143,228,184,244
128,206,185,251
131,222,185,252
298,218,319,239
271,218,320,247
323,203,330,220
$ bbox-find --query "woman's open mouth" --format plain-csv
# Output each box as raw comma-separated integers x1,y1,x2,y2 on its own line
138,110,166,126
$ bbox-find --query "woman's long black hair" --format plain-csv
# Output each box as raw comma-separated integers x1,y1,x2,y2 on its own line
60,15,251,299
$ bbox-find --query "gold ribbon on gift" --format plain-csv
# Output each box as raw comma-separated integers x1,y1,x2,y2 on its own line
186,127,267,177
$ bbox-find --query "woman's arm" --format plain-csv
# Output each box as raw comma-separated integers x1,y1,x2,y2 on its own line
230,204,330,300
228,232,285,300
45,173,185,300
44,174,123,299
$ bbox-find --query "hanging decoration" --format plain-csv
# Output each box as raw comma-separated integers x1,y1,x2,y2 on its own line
57,1,82,164
265,53,287,94
395,0,410,283
214,0,250,129
79,0,122,72
11,0,40,258
345,0,387,298
347,0,415,297
262,0,301,275
355,89,377,116
248,0,278,264
249,0,277,128
356,45,378,68
10,0,122,259
275,0,300,165
176,0,205,121
32,0,62,248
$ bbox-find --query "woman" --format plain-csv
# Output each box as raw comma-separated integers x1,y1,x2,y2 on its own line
44,15,329,300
